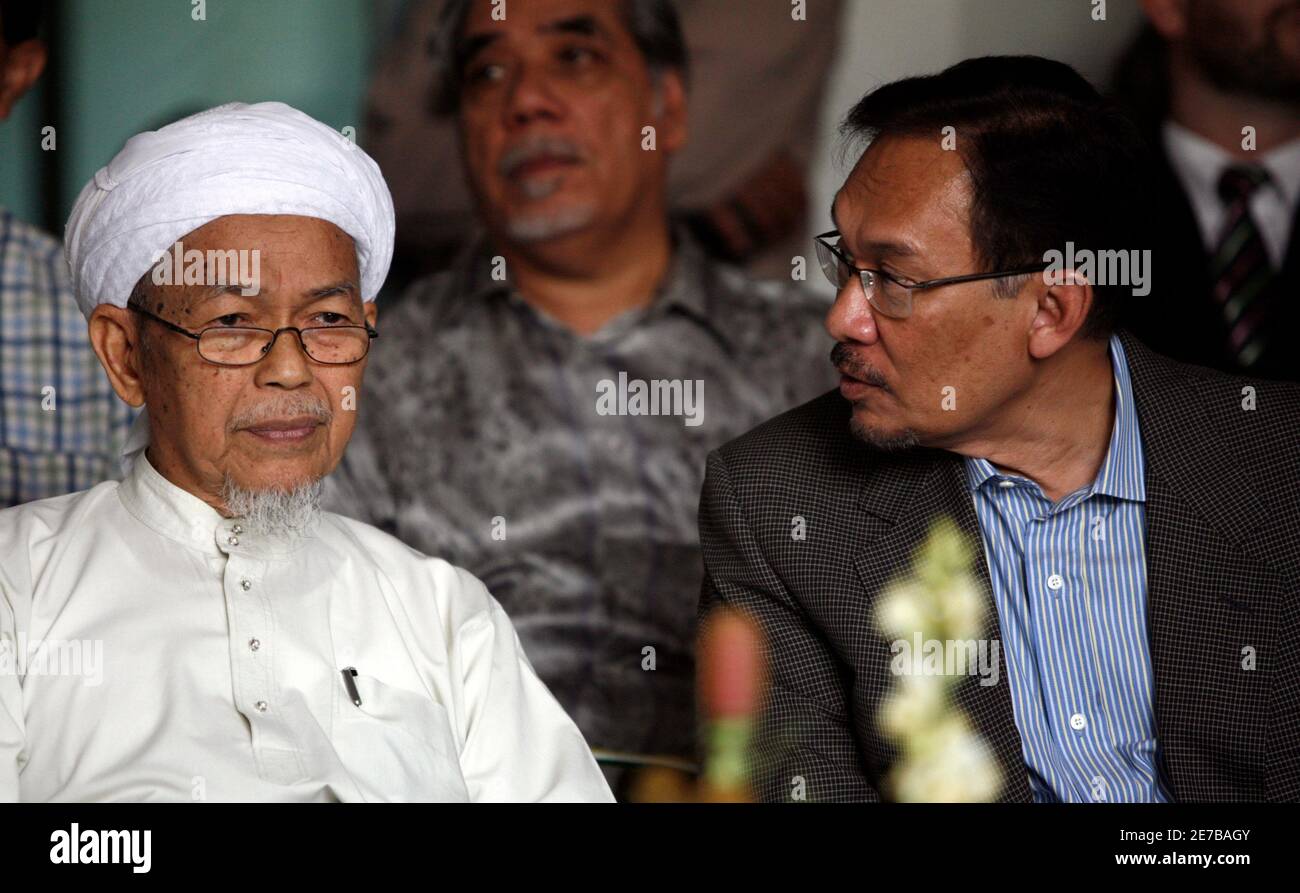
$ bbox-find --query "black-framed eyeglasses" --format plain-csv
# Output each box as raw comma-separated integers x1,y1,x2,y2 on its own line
814,230,1050,319
128,305,379,367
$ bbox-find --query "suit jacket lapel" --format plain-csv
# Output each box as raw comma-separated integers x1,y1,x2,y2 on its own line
850,448,1034,803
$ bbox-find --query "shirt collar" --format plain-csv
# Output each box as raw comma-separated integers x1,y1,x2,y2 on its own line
117,445,316,559
964,334,1145,503
653,225,714,322
1162,120,1300,210
1092,334,1145,501
453,223,727,345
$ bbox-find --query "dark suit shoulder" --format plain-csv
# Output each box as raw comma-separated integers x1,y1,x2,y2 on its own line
711,388,858,481
704,390,871,553
1128,338,1300,460
1124,335,1300,546
1186,365,1300,495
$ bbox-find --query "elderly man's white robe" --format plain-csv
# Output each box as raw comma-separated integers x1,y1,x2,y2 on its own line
0,449,613,802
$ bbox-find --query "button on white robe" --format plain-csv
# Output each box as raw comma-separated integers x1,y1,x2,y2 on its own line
0,451,613,802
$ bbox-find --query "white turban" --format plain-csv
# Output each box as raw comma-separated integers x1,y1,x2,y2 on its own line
64,101,394,319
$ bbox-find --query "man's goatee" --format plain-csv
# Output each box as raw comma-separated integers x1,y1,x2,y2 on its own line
219,475,324,539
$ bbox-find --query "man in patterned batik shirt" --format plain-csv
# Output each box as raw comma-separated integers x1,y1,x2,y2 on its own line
326,0,837,796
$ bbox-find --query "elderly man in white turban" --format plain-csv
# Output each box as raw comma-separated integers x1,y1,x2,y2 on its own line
0,102,613,802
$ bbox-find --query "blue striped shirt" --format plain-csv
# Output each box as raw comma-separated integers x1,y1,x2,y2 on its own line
0,207,138,507
964,335,1171,802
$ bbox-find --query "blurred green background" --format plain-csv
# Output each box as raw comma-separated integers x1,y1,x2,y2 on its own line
1,0,399,231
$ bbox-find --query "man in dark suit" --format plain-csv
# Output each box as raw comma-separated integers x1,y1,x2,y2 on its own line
1114,0,1300,380
699,56,1300,803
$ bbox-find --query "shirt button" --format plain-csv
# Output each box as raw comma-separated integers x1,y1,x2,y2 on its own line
254,700,268,713
232,524,243,535
1070,712,1087,731
248,638,260,652
227,535,240,546
240,579,252,591
1047,573,1064,591
997,479,1016,489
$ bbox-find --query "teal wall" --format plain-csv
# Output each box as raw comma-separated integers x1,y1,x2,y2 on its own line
0,79,44,224
1,0,380,233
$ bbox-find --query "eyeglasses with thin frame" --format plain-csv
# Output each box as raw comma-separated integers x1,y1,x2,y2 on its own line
128,304,379,367
813,229,1050,319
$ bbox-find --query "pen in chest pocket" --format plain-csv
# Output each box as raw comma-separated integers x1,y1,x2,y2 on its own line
341,667,362,706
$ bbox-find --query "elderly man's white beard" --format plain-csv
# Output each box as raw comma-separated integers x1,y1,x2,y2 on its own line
220,475,324,539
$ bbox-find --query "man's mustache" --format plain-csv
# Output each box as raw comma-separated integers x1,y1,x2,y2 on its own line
498,135,586,177
229,393,334,431
830,343,890,391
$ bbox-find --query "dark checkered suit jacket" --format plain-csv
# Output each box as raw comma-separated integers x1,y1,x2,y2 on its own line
699,331,1300,802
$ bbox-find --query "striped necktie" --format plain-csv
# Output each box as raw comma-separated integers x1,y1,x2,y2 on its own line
1212,164,1276,370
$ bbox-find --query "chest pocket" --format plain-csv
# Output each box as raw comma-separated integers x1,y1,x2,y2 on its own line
333,675,470,802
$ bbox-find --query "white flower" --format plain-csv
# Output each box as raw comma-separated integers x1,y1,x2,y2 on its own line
892,716,1003,803
874,517,1004,803
879,674,945,737
875,582,932,639
935,572,986,640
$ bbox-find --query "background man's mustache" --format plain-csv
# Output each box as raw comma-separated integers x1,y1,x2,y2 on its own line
498,136,586,177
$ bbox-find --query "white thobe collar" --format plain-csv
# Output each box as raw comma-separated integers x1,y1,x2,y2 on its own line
116,439,317,561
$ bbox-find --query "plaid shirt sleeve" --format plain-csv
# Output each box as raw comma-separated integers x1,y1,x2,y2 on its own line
0,208,139,507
